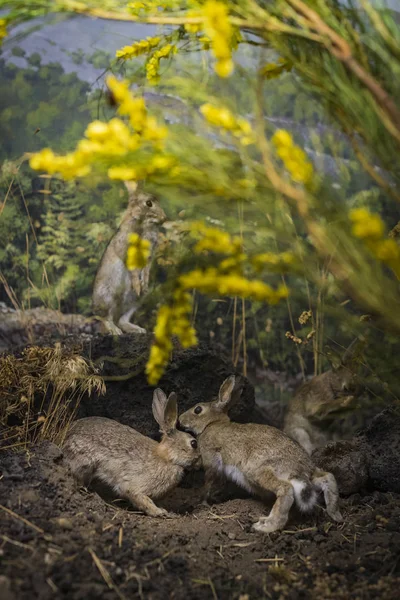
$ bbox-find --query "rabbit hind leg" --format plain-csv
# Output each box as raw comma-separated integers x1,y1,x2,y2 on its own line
251,470,294,533
312,469,343,522
118,306,146,334
125,490,171,517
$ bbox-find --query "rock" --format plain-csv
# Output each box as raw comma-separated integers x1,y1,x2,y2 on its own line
362,407,400,493
0,576,17,600
0,306,102,354
54,517,73,530
312,438,369,496
312,406,400,495
18,489,40,504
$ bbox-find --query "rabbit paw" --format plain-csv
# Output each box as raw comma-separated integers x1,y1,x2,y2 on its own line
153,508,179,518
153,507,170,517
252,517,281,534
329,510,343,523
164,512,181,519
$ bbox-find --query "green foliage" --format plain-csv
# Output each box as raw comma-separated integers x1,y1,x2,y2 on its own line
2,2,400,390
0,57,90,160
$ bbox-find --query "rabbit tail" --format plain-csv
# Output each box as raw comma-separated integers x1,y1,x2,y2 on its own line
290,478,318,512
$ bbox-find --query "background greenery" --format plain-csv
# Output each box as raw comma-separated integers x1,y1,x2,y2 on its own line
1,5,400,407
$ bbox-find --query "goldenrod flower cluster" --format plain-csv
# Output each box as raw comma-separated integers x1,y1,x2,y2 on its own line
272,129,313,184
200,103,254,145
146,44,177,84
146,290,197,385
251,251,295,273
146,222,292,383
350,208,384,239
108,154,176,182
185,9,203,34
116,36,161,60
179,268,289,304
107,76,167,144
128,0,178,13
350,208,400,278
0,19,7,45
29,76,169,181
260,58,293,80
126,233,151,270
127,1,147,13
203,0,234,78
191,221,242,255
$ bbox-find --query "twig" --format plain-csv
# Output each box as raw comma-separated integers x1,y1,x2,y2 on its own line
88,548,128,600
0,503,45,535
1,534,35,551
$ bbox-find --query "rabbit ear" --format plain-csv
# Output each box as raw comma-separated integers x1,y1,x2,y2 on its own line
215,375,236,411
162,392,178,433
124,180,139,195
152,388,168,429
325,347,342,371
342,337,363,365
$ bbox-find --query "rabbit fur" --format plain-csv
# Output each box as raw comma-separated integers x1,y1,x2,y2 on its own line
63,389,200,517
284,338,363,455
179,375,343,533
92,181,166,335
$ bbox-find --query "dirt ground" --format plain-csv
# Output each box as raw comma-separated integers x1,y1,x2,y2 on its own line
1,442,399,600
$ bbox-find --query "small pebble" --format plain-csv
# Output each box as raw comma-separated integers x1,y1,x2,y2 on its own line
55,517,73,530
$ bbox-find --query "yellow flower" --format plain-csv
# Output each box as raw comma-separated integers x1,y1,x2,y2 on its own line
350,208,385,240
372,239,400,262
0,19,7,44
215,58,233,78
30,76,168,182
191,222,242,255
200,104,254,145
146,44,177,84
116,36,161,60
179,268,289,304
108,166,138,180
349,207,400,277
127,2,147,13
203,0,234,77
185,10,203,34
252,251,295,272
272,129,293,148
150,155,176,171
145,290,197,385
126,233,151,270
272,129,313,185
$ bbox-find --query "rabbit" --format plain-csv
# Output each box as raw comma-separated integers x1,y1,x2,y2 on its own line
284,338,364,455
63,389,201,517
179,375,343,534
92,181,166,335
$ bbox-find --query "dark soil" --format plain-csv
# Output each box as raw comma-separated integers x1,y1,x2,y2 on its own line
72,333,256,435
1,442,400,600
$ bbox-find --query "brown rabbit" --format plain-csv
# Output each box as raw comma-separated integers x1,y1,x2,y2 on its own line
63,389,200,517
179,375,342,533
92,181,166,334
284,339,363,455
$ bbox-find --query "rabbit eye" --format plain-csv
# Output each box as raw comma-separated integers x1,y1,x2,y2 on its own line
194,406,202,415
146,199,153,207
190,439,198,449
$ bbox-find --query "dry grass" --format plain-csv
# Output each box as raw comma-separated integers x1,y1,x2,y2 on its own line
0,343,105,449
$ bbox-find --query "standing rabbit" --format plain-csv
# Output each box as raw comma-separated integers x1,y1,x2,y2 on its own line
179,375,343,534
284,338,363,455
92,181,166,334
63,389,200,517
